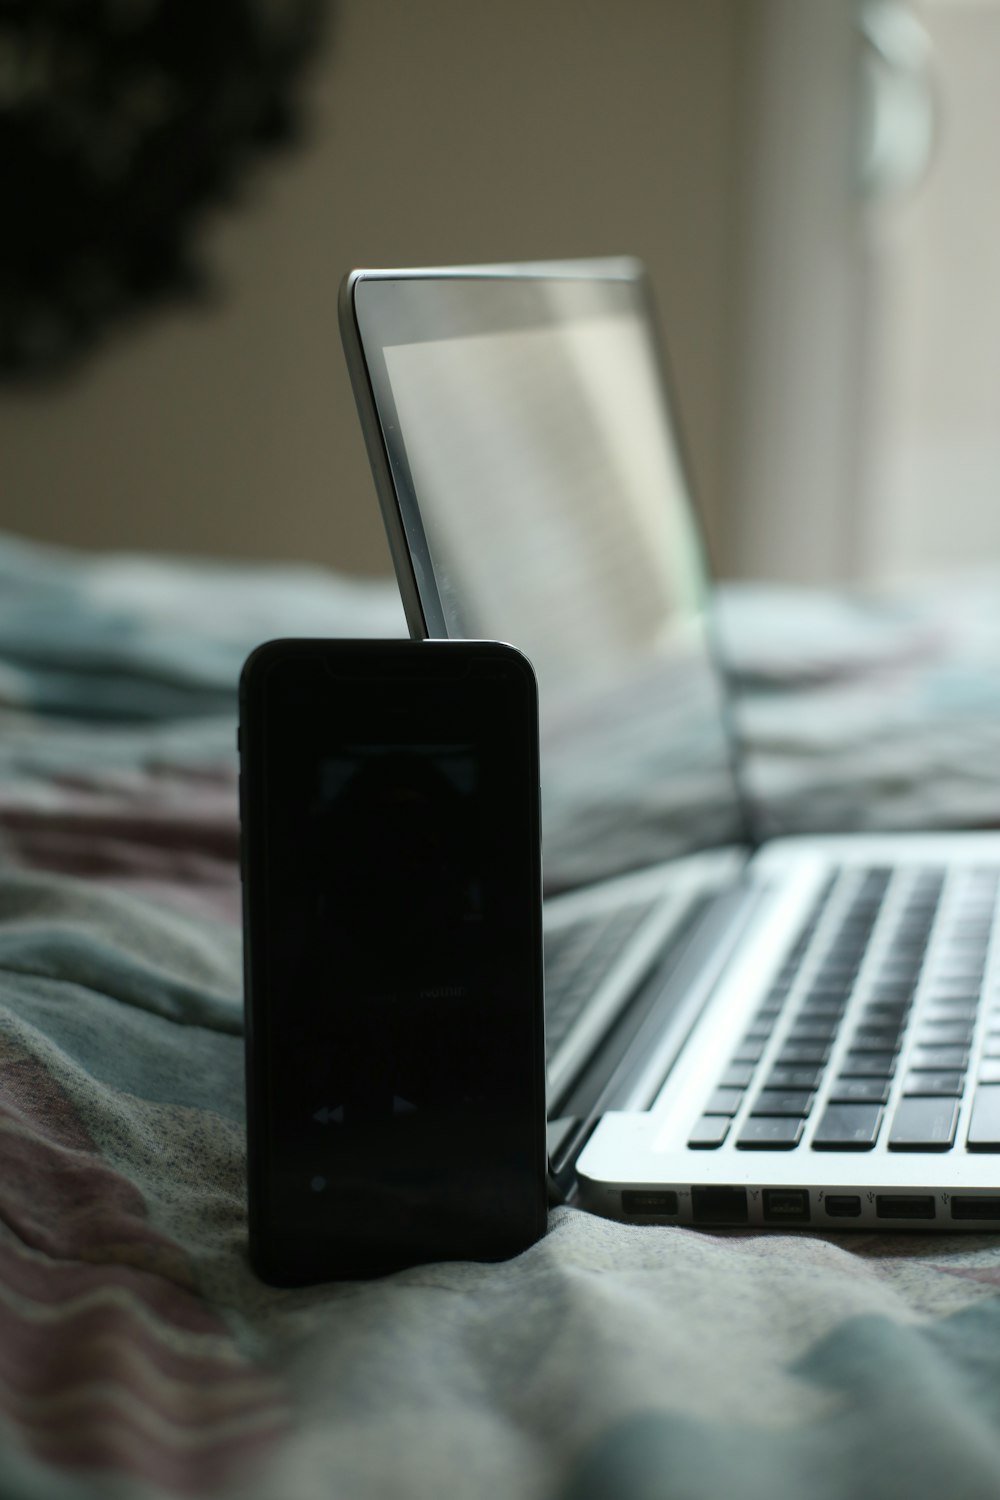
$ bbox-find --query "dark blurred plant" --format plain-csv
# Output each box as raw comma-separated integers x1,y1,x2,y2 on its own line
1,0,328,379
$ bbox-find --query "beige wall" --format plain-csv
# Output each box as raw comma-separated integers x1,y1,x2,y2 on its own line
0,0,741,578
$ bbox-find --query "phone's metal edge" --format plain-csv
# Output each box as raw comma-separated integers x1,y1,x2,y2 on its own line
236,649,273,1280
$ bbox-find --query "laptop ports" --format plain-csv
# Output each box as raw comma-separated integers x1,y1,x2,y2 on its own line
875,1195,936,1220
950,1196,1000,1221
762,1189,810,1225
824,1195,862,1219
622,1190,679,1217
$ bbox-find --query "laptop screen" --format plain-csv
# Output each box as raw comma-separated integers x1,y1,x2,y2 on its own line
348,262,752,896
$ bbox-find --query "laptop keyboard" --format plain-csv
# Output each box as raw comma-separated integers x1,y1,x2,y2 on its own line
690,864,1000,1154
544,898,660,1058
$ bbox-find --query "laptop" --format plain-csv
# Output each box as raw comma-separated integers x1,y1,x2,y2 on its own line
339,257,1000,1230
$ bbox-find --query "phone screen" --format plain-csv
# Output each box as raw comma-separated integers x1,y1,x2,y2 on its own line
240,640,547,1282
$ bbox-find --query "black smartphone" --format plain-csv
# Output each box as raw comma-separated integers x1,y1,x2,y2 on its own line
239,638,548,1284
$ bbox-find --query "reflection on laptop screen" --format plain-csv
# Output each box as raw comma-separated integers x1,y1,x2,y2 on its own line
353,265,750,896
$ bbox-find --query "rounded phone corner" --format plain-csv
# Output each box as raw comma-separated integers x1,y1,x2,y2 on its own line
239,638,281,695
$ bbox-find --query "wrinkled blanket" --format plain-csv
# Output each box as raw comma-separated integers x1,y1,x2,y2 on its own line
3,532,1000,1500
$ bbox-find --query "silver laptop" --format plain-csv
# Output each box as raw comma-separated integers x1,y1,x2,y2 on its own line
339,257,1000,1230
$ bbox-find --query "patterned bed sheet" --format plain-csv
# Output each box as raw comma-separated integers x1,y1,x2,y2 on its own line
3,531,1000,1500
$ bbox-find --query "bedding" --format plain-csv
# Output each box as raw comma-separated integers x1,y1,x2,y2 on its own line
3,530,1000,1500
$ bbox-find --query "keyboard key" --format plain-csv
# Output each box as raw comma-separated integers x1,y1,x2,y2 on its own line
814,960,859,981
967,1086,1000,1152
867,986,915,1006
704,1088,744,1116
888,1096,959,1151
765,1065,824,1091
787,1019,840,1041
828,1076,891,1105
903,1071,965,1097
909,1046,970,1072
839,1053,896,1078
803,983,852,1004
688,1115,730,1149
718,1062,755,1089
887,941,928,959
978,1060,1000,1086
922,1000,979,1020
915,1022,975,1047
812,1103,883,1150
886,934,930,953
873,965,922,985
775,1042,830,1066
736,1116,804,1150
850,1028,903,1052
732,1038,767,1064
860,1016,911,1041
863,1002,917,1026
745,1013,778,1038
924,989,981,1009
751,1090,814,1117
799,996,847,1017
932,963,984,982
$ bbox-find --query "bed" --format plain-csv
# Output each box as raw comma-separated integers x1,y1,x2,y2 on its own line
3,529,1000,1500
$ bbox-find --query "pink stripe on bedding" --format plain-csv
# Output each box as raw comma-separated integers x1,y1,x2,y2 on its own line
0,1043,285,1492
